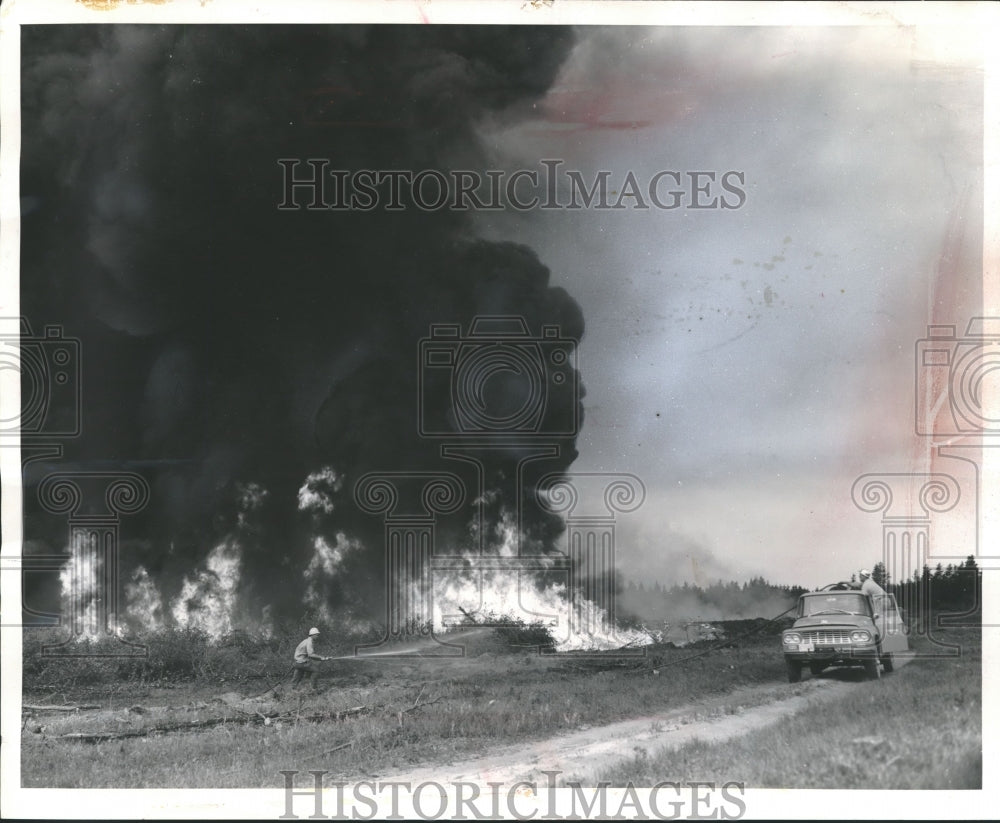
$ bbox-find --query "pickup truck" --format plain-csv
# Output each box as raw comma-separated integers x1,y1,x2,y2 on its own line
781,584,908,682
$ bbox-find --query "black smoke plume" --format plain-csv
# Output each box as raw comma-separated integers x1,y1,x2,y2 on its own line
20,25,581,627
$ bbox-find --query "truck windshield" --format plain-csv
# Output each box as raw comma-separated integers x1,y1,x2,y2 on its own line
801,593,869,617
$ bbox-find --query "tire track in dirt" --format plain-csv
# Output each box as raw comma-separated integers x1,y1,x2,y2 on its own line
368,653,913,786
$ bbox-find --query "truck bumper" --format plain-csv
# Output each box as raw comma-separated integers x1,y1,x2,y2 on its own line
784,644,879,664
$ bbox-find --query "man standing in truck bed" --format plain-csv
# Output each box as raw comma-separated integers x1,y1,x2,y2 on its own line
291,627,330,692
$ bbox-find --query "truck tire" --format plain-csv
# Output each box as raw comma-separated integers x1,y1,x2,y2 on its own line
881,652,894,673
863,658,881,680
786,660,802,683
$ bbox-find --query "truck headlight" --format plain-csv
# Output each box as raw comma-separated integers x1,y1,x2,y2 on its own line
850,630,872,643
783,633,801,645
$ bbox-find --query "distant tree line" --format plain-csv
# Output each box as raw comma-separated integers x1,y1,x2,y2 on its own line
870,556,982,617
619,575,808,622
613,557,981,627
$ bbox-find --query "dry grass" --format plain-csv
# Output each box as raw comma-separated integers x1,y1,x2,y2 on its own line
589,626,982,789
25,620,975,790
22,623,785,787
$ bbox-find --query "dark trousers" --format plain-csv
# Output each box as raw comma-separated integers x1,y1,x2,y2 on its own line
291,661,320,690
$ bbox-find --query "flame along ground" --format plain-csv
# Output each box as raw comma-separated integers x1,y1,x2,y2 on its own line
68,539,656,652
53,466,657,652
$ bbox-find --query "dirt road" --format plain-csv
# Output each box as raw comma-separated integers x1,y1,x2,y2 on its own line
373,653,912,786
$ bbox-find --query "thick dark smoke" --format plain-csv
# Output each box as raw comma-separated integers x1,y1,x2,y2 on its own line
20,25,581,626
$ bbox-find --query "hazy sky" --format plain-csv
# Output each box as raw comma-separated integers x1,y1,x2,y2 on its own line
480,26,984,587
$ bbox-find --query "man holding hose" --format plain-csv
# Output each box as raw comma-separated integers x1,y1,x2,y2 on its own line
291,627,330,692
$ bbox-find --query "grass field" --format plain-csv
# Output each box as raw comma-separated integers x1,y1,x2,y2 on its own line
590,626,982,789
19,621,981,789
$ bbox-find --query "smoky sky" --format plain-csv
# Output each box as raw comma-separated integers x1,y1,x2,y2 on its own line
20,25,583,622
480,26,984,587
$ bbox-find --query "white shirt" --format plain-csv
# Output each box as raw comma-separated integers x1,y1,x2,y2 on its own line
294,636,316,663
861,578,886,598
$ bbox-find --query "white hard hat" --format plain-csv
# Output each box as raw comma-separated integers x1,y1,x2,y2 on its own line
309,627,320,636
859,569,870,578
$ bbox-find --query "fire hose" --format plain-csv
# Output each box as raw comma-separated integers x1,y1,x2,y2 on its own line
251,605,799,695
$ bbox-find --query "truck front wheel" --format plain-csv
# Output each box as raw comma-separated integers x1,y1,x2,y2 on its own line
786,660,802,683
863,658,882,680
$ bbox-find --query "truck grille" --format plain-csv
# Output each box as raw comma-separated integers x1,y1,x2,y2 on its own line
801,630,852,645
